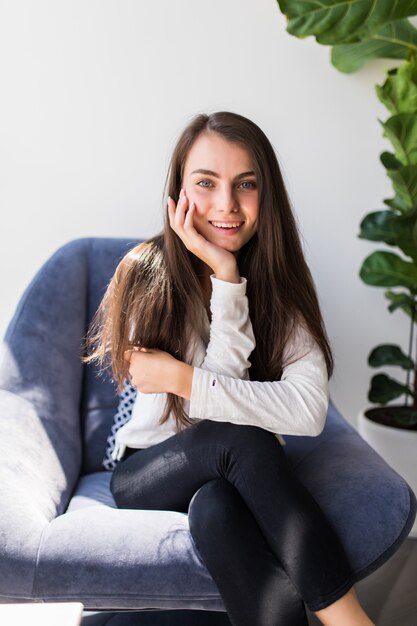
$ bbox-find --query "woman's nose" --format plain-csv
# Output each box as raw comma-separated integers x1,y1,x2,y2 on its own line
216,187,239,212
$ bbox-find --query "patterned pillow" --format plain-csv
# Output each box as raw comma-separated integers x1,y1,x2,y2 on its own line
102,378,137,471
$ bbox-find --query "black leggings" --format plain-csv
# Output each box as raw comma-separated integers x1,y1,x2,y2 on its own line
110,420,354,625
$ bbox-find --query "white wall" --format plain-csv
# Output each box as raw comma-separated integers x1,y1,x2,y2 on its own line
0,0,408,427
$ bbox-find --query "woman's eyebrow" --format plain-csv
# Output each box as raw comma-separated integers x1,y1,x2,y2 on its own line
190,168,256,180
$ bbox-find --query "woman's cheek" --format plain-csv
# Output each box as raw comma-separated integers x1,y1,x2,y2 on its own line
191,193,209,214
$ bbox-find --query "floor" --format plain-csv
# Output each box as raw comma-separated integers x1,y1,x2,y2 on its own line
82,537,417,625
356,536,417,625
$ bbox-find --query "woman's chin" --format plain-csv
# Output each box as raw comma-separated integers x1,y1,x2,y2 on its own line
211,239,240,252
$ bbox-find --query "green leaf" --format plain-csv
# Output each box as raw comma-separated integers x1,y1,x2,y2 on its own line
376,60,417,115
331,19,416,73
384,193,414,212
278,1,417,46
359,210,417,260
368,373,414,404
360,251,417,289
380,151,403,170
385,290,416,316
387,164,417,211
380,114,417,165
359,211,396,244
368,344,415,369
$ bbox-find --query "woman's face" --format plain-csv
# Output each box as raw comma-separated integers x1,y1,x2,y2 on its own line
181,132,259,255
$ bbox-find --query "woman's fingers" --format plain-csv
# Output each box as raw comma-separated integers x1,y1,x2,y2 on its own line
183,200,195,228
175,188,189,228
169,189,189,222
168,189,195,242
123,348,134,362
123,346,142,362
167,195,180,231
167,196,173,222
168,190,218,269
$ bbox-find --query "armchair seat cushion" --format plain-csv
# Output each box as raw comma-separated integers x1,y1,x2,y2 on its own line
34,475,219,610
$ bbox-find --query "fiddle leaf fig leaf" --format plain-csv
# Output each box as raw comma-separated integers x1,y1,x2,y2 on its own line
380,151,403,170
368,373,414,404
380,114,417,165
359,210,413,240
278,2,417,46
376,60,417,115
331,19,417,73
360,251,417,289
359,211,417,260
359,211,397,244
383,193,414,212
387,165,417,211
368,344,415,369
385,290,416,316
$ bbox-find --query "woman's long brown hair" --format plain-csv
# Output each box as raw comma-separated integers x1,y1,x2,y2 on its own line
82,111,333,431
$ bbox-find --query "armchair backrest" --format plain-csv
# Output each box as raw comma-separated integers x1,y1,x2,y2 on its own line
0,237,142,483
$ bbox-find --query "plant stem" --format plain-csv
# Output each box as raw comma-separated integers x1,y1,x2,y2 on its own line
409,299,417,409
414,335,417,409
414,325,417,410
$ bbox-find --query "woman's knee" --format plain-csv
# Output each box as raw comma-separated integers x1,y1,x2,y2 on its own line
188,478,243,544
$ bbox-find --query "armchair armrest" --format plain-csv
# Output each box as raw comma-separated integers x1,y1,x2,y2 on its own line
0,390,81,599
0,238,94,600
284,401,417,580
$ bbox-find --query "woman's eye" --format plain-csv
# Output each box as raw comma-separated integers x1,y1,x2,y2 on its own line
239,181,256,190
196,180,257,190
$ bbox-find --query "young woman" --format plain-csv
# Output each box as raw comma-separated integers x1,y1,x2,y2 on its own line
83,111,374,626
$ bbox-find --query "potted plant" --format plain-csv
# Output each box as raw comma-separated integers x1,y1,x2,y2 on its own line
276,1,417,535
358,58,417,424
357,58,417,537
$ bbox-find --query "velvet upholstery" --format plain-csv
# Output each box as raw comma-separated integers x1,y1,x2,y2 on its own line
0,237,415,612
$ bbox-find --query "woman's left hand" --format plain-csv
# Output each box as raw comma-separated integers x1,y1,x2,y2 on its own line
124,347,193,398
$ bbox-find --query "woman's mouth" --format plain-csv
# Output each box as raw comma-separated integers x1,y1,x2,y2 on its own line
209,221,244,236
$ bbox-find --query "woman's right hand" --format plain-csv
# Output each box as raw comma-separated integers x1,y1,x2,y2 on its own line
167,189,239,282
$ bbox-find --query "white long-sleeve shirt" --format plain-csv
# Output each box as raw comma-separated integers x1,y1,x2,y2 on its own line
112,275,329,461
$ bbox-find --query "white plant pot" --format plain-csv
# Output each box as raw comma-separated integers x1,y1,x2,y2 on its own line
358,409,417,539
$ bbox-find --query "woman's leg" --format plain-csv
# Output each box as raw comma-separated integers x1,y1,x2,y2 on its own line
313,588,375,626
111,419,353,612
188,478,309,626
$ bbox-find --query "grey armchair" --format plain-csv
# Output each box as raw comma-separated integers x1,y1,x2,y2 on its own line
0,237,415,620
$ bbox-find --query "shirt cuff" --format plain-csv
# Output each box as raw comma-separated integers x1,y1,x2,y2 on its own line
189,366,217,420
210,274,247,298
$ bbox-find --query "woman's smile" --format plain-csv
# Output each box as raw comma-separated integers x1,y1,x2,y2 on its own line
209,220,245,236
